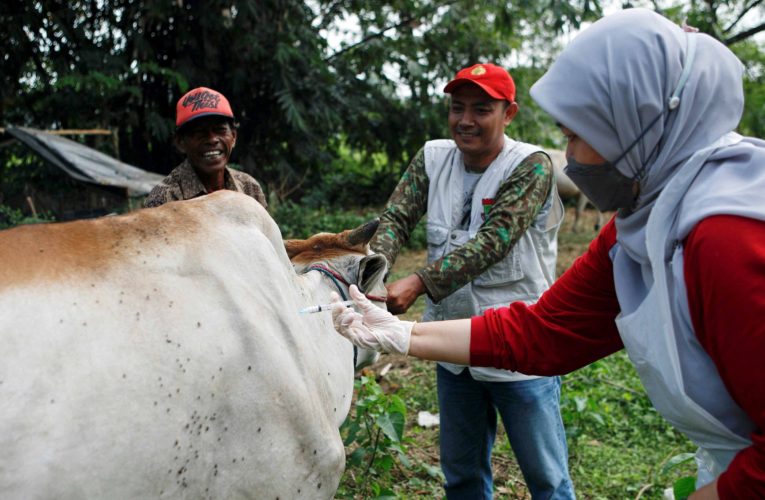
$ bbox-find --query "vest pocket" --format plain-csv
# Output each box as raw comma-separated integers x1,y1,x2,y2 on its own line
473,249,523,286
426,224,449,263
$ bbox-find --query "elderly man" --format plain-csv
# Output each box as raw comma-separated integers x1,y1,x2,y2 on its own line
369,63,574,499
144,87,267,208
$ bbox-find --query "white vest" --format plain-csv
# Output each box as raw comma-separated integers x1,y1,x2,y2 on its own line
422,136,564,382
613,135,756,487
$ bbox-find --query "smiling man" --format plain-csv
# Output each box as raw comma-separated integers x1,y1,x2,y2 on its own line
369,63,574,499
144,87,267,209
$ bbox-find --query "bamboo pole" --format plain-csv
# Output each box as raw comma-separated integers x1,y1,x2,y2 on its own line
0,128,113,136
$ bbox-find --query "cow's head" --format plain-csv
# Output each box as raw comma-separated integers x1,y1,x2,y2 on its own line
285,219,388,369
285,219,388,302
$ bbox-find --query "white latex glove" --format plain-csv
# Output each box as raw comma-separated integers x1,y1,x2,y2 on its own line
331,285,413,355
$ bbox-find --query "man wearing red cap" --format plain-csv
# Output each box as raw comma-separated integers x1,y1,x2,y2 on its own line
370,64,574,498
144,87,267,209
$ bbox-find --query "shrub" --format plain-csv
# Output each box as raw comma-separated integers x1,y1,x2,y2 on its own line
337,375,409,499
0,204,55,229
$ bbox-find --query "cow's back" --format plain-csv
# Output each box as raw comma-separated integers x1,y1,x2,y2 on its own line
0,192,351,499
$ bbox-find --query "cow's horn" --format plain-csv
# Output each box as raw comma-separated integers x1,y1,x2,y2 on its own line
346,219,380,246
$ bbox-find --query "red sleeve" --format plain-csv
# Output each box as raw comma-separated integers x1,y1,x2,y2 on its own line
683,215,765,498
470,217,624,375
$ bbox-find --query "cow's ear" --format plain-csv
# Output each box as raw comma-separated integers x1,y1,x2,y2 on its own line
357,254,388,293
284,239,305,260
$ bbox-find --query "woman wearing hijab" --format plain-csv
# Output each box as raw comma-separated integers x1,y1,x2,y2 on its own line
331,8,765,498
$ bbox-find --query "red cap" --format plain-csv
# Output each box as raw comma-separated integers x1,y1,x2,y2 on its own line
443,63,516,102
176,87,234,128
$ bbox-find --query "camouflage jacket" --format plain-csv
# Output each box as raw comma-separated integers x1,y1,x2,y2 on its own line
143,160,267,209
370,147,552,302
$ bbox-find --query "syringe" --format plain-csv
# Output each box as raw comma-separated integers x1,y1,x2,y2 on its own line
299,300,354,314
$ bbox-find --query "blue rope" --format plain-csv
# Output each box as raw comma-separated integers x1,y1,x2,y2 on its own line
307,266,348,300
306,266,357,367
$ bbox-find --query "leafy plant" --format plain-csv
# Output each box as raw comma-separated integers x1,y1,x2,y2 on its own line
672,476,697,499
660,452,697,499
337,375,410,498
0,204,54,229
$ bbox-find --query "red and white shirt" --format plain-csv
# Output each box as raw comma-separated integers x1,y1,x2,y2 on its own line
471,215,765,497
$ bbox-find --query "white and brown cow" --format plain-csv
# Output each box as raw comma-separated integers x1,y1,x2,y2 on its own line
0,190,386,499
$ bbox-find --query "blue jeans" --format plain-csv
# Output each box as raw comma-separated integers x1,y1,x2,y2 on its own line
437,365,575,499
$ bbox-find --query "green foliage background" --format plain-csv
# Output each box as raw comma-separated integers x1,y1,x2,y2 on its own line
3,1,762,214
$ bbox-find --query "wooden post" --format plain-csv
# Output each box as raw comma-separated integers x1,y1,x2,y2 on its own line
25,196,38,217
111,127,120,159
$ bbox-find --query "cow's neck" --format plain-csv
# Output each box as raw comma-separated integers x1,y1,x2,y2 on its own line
298,268,346,306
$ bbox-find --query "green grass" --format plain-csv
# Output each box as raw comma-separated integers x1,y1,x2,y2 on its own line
338,208,697,499
559,354,696,499
346,353,696,499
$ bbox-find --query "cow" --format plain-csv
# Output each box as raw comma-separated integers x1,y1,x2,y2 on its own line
547,148,605,232
0,190,387,499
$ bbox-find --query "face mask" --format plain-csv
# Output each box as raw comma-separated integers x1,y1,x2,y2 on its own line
564,158,637,211
563,32,699,213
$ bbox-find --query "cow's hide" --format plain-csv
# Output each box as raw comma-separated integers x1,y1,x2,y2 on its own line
0,191,386,499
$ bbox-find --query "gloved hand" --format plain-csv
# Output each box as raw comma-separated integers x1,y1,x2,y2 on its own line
331,285,413,355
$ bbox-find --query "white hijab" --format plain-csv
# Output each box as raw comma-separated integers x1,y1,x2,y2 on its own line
529,8,765,265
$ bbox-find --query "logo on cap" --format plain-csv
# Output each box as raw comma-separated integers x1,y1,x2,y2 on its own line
443,63,516,103
182,90,222,112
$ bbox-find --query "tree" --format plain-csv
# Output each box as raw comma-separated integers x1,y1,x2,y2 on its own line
2,1,762,209
2,1,602,191
622,1,764,137
2,0,345,198
649,0,764,46
307,0,603,203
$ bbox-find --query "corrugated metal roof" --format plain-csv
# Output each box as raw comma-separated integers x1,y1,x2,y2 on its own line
6,126,163,196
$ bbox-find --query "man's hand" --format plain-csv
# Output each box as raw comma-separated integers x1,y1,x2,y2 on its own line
330,285,413,355
385,274,426,314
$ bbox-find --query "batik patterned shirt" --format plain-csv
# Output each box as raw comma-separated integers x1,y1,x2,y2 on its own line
370,148,552,302
143,160,267,208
